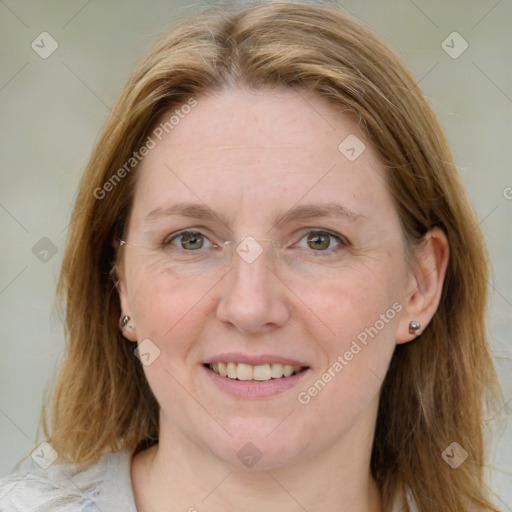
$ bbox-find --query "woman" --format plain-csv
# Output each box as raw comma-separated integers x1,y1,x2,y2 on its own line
0,1,501,511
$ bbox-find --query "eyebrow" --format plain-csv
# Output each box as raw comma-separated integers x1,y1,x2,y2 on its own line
144,201,364,226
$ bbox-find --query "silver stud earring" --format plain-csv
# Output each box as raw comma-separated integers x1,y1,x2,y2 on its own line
120,315,134,331
409,320,421,335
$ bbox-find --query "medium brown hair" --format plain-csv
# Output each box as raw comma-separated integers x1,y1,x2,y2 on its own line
43,1,501,510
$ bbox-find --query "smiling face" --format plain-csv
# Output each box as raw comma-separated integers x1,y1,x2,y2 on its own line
117,86,415,470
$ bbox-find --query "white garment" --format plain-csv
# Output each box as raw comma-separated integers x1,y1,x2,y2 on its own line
0,451,136,512
0,450,412,511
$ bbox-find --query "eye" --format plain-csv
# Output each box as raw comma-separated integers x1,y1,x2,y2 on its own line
164,230,213,251
296,230,348,252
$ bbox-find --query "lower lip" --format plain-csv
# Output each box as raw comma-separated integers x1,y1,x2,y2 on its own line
202,365,311,398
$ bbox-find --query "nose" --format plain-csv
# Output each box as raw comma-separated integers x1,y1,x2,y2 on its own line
215,242,290,334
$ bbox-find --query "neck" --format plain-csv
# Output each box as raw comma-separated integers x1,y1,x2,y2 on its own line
131,403,382,512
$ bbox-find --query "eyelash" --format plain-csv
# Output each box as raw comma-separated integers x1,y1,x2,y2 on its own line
162,229,350,254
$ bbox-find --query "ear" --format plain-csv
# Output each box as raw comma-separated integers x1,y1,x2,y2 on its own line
113,255,138,342
396,227,450,344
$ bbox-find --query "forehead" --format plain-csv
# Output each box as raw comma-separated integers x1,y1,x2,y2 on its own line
146,87,359,170
131,87,399,229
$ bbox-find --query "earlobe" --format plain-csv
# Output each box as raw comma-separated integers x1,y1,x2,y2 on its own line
114,263,138,342
396,227,450,344
120,315,137,341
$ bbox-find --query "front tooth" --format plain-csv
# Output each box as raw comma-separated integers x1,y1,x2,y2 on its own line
227,362,238,379
271,363,284,378
214,362,303,379
236,363,254,381
253,364,272,381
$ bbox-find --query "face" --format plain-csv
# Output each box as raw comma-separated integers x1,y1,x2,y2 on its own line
118,87,413,469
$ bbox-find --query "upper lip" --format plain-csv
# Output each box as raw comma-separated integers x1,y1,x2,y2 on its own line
204,352,309,367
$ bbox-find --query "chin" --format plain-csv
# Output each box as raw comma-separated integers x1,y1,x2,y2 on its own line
203,417,309,470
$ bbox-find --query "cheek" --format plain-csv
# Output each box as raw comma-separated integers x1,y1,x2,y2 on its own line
126,261,216,351
297,259,403,396
287,271,402,457
296,254,403,338
126,271,215,409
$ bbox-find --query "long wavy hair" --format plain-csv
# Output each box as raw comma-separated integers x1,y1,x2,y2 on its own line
42,1,501,510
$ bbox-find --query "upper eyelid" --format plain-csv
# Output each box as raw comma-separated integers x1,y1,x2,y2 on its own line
165,228,350,247
293,230,350,249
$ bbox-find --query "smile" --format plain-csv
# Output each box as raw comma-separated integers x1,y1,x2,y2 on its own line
207,362,304,381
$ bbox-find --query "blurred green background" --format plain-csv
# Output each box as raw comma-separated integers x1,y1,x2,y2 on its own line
1,0,511,507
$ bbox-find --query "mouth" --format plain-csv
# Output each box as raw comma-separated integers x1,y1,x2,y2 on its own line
202,354,311,398
205,362,307,381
